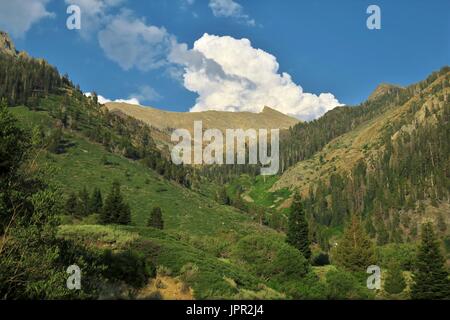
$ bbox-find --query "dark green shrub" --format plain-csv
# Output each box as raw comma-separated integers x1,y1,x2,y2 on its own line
231,235,310,282
312,252,330,266
377,243,416,270
101,249,156,288
325,269,373,299
384,263,406,295
285,272,328,299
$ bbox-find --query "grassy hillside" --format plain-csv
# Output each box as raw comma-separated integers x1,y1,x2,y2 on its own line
58,224,284,299
10,105,292,299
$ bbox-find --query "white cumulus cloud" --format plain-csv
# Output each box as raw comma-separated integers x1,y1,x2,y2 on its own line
170,34,342,120
84,84,160,105
98,10,176,71
208,0,255,26
85,9,340,120
0,0,54,38
84,92,140,105
65,0,124,39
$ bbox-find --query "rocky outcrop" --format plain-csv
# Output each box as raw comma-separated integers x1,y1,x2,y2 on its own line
0,31,18,56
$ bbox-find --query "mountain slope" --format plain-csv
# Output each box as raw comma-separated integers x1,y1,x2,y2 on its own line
0,31,306,299
223,67,449,251
10,104,288,299
105,102,300,135
273,67,449,195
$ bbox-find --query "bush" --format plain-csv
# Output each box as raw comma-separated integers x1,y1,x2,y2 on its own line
0,229,105,299
376,243,416,270
231,235,310,283
180,263,199,283
285,272,328,299
312,252,330,266
156,265,173,277
101,249,155,288
325,269,373,299
80,213,101,225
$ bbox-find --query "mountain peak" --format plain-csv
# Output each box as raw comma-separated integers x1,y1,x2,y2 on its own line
261,106,278,113
368,83,403,101
105,102,300,136
0,31,18,56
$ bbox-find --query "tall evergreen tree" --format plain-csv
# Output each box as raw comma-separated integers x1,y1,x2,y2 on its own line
78,187,90,216
89,187,103,214
117,203,131,225
334,215,376,272
384,262,407,295
286,192,311,260
148,207,164,230
365,215,377,238
376,221,389,246
101,181,131,225
65,192,79,217
411,223,450,299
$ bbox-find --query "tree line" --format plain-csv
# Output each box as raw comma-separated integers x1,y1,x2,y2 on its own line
0,101,155,298
0,51,70,106
303,92,449,249
0,50,194,189
285,190,449,299
65,183,165,229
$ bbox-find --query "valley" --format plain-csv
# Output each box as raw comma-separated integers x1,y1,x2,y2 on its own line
0,29,449,301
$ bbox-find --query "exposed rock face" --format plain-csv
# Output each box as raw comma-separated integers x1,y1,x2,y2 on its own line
0,31,18,56
368,83,403,101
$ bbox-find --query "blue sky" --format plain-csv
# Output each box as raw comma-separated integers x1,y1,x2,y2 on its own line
1,0,449,119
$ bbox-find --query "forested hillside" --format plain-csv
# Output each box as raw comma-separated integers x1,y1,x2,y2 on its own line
0,34,330,300
268,67,450,249
1,31,449,300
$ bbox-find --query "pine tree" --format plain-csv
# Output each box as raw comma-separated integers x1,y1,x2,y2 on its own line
390,213,403,243
89,188,103,214
365,215,376,238
411,223,450,299
384,262,406,295
286,192,311,260
376,221,389,246
117,203,131,225
334,215,376,272
148,207,164,230
101,181,131,225
78,187,90,216
65,192,79,217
